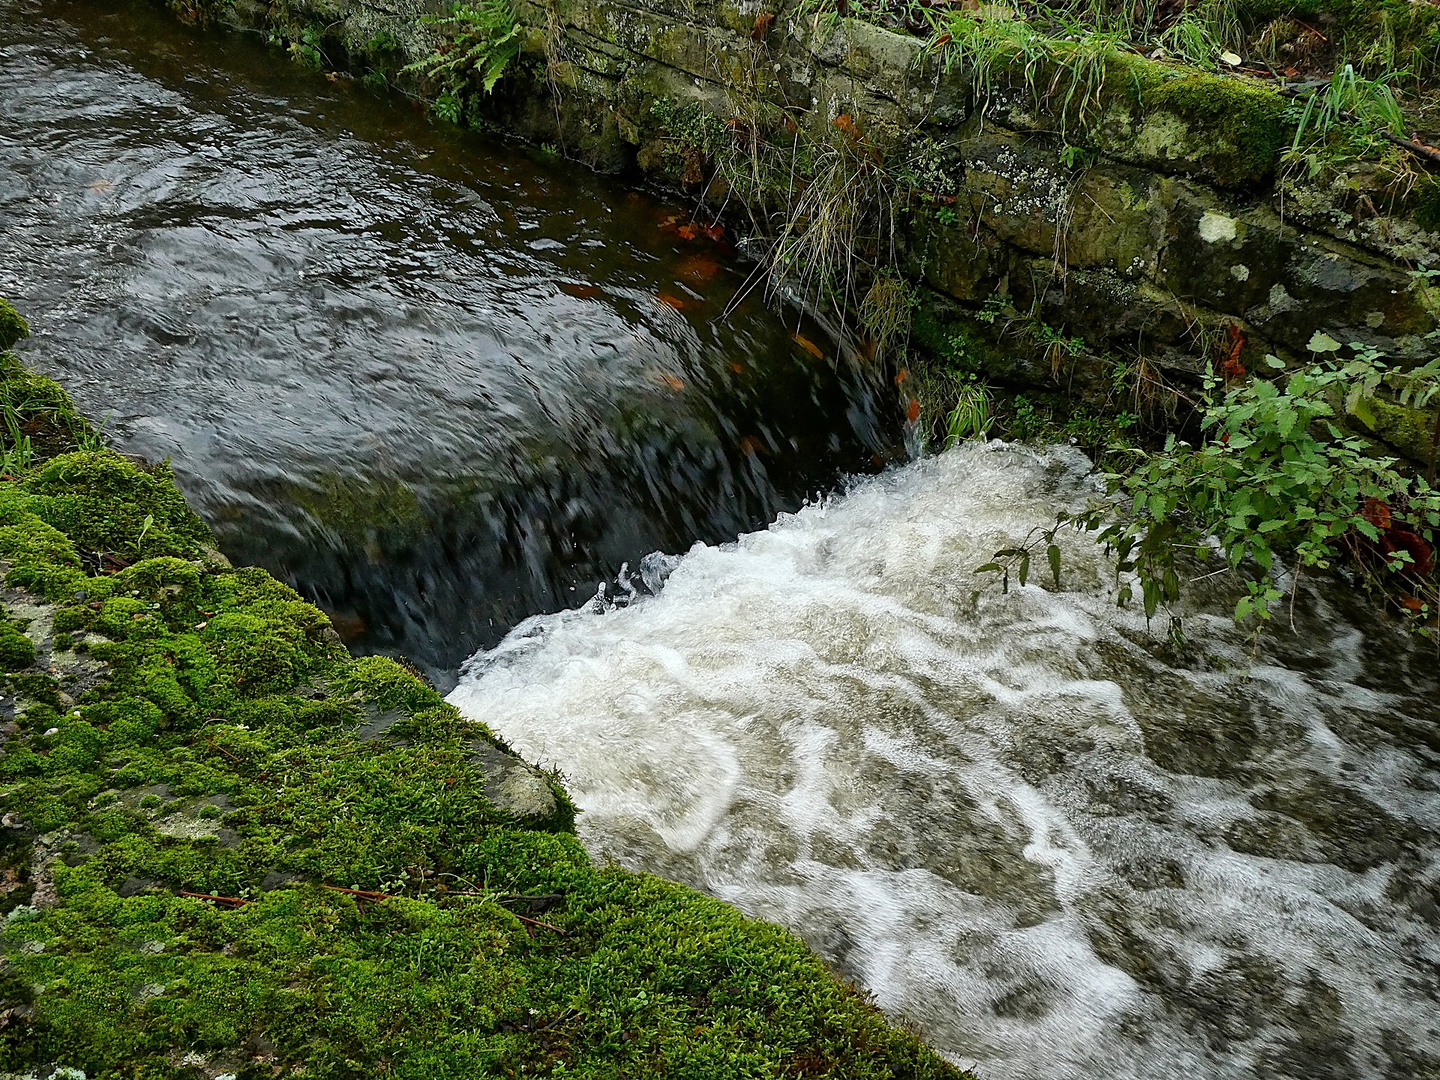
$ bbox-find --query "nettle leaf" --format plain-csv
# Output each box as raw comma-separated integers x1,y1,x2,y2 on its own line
1351,395,1376,430
1083,344,1434,632
1274,407,1298,439
1162,567,1180,600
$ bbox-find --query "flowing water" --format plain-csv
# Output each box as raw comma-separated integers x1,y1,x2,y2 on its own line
451,443,1440,1080
5,1,1439,1075
0,0,898,683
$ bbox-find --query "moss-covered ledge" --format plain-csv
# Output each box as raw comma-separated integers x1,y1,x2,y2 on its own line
0,301,964,1079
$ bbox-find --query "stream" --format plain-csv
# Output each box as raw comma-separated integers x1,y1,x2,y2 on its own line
4,2,1439,1077
0,0,899,684
452,443,1440,1079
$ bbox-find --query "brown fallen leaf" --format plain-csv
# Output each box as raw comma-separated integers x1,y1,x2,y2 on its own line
1219,323,1246,384
559,282,603,300
791,332,823,359
1363,497,1393,533
678,253,719,284
658,293,686,310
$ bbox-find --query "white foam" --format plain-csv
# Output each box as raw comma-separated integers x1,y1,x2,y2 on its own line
450,443,1440,1079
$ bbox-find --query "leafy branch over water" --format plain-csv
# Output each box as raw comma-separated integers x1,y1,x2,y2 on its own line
978,347,1440,633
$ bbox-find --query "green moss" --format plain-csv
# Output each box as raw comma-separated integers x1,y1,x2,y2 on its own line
1119,56,1288,179
644,97,732,182
18,450,212,562
281,471,428,540
0,619,35,671
0,321,966,1077
0,300,27,352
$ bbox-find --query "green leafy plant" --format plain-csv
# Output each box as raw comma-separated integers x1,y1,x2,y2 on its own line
980,345,1440,632
404,0,522,110
289,26,325,68
434,88,464,124
945,377,994,443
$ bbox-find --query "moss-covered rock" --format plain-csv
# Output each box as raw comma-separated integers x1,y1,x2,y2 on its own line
0,314,966,1077
0,300,27,353
1100,56,1289,186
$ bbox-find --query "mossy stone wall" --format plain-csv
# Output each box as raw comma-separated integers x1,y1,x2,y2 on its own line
170,0,1440,458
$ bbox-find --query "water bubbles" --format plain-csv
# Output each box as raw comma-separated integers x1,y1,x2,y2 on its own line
452,443,1440,1080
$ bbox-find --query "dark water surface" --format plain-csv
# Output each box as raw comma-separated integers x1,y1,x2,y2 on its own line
0,0,900,683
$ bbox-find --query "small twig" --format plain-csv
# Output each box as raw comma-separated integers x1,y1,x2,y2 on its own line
1188,565,1233,584
510,911,566,935
1289,559,1303,633
1378,129,1440,165
321,884,391,901
439,890,567,934
1291,17,1330,43
179,890,249,906
206,734,241,763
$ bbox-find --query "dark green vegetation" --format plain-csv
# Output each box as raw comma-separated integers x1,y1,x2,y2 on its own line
0,305,966,1079
402,0,522,123
972,345,1440,635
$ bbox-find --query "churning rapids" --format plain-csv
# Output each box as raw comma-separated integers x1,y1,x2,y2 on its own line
452,443,1440,1080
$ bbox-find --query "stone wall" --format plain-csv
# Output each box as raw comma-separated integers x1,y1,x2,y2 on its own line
183,0,1440,459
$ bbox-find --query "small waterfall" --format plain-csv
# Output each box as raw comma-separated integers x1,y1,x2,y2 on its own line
448,442,1440,1080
